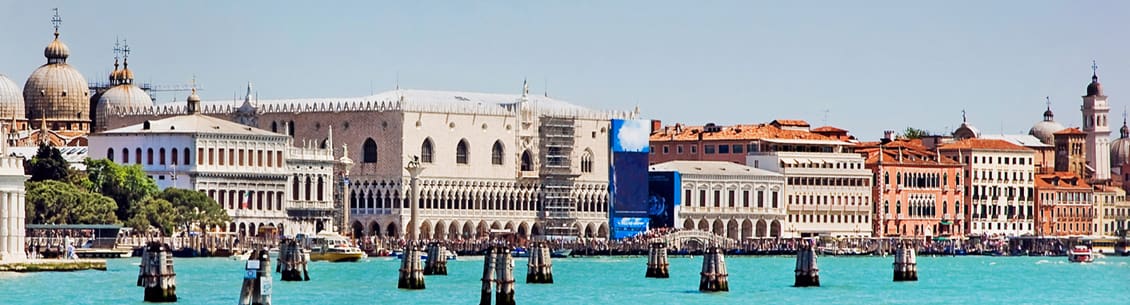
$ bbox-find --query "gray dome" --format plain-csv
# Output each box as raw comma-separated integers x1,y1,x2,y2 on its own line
0,75,25,120
95,84,153,128
1029,120,1064,145
1112,137,1130,167
24,32,89,124
953,122,980,139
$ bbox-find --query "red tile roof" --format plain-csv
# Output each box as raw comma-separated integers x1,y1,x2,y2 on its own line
771,119,810,127
1052,127,1086,135
938,138,1033,152
1034,172,1090,189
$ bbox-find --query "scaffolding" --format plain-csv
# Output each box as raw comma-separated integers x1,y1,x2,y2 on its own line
539,116,579,239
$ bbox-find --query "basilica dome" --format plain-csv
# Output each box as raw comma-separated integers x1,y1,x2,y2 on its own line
23,31,89,126
0,75,25,121
1111,122,1130,167
1028,107,1064,145
95,56,153,130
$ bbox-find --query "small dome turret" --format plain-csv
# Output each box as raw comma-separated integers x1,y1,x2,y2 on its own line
1029,99,1065,145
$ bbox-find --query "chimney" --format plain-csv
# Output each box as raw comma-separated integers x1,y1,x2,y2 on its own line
883,130,895,141
651,120,662,133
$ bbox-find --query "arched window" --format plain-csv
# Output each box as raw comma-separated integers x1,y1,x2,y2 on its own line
122,148,129,163
520,150,533,171
159,148,166,165
419,138,435,163
456,139,469,164
271,121,278,133
292,176,300,200
147,148,154,165
135,148,142,165
107,148,115,161
184,148,191,165
317,177,324,201
491,141,504,165
362,138,377,163
304,176,312,201
581,149,594,173
171,149,178,165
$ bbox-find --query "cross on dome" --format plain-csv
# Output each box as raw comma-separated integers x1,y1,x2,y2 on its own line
51,8,61,37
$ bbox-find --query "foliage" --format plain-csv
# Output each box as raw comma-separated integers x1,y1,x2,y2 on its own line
124,198,177,236
26,143,71,181
900,127,930,139
25,180,118,224
84,158,158,222
158,188,231,234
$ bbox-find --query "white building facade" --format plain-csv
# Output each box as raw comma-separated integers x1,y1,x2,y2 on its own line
651,160,787,239
939,139,1037,236
747,139,873,237
102,87,633,240
0,127,27,262
89,92,336,237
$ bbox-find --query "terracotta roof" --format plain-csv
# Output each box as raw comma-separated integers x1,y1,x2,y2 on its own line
649,123,839,142
1034,172,1090,189
771,119,810,127
1052,127,1086,135
811,126,846,132
856,139,960,166
937,138,1033,152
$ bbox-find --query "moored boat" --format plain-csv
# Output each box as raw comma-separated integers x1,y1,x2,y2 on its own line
551,248,572,258
1068,245,1093,263
302,232,365,262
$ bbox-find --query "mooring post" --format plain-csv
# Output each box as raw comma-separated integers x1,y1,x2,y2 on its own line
398,241,426,289
424,242,448,276
698,246,729,292
526,242,554,284
137,242,177,302
277,238,309,281
238,248,273,305
893,242,918,281
480,246,497,305
646,241,670,278
495,246,516,305
794,240,820,287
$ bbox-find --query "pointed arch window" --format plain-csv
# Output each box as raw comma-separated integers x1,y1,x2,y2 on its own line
491,141,504,165
421,138,434,163
581,149,594,173
456,139,469,164
520,150,533,171
362,138,377,163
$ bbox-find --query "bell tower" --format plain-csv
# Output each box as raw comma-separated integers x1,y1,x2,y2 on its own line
1083,61,1111,182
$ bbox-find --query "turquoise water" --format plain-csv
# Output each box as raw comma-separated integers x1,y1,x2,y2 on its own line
1,255,1127,304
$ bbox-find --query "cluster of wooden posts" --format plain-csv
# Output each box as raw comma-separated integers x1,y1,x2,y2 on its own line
131,238,920,304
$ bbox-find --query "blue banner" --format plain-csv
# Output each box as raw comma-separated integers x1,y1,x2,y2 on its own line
647,171,680,229
611,217,649,239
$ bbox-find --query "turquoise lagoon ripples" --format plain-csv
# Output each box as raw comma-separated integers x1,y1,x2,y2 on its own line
1,255,1127,304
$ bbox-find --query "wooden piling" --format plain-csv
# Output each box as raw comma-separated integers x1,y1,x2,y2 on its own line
137,242,177,302
495,246,516,305
398,242,426,289
480,246,497,305
424,242,448,276
238,248,273,305
646,241,670,278
794,241,820,287
277,239,309,281
526,242,554,284
893,243,918,282
698,246,729,292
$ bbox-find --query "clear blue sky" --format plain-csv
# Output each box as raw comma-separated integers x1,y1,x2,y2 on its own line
2,1,1128,140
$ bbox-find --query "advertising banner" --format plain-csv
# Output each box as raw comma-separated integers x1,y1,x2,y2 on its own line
609,119,652,239
611,217,649,239
647,171,680,229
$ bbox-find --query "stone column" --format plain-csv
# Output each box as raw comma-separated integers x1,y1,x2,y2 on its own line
1,192,9,257
14,192,23,260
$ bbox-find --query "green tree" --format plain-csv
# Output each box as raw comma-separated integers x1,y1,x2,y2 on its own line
158,188,230,234
26,143,71,181
900,127,930,139
84,158,158,221
26,180,118,224
125,198,177,236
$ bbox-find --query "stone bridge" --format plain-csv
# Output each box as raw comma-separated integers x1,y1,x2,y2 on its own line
650,230,738,250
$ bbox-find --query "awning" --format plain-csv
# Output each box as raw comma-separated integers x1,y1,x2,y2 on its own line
940,220,953,225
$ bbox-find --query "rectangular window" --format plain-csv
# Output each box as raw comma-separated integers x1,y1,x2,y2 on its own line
714,190,721,207
662,145,669,154
691,145,697,154
704,145,716,154
267,151,273,167
772,191,779,208
718,145,729,154
239,149,245,166
733,144,743,154
229,149,235,165
258,150,264,167
218,149,225,165
685,190,692,205
198,148,205,165
757,190,765,208
728,190,735,207
676,145,683,154
743,190,750,207
277,150,283,167
699,190,707,207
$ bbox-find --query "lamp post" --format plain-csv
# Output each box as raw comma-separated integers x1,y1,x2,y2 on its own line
339,144,354,236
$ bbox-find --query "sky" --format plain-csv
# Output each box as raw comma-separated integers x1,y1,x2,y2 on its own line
2,1,1129,140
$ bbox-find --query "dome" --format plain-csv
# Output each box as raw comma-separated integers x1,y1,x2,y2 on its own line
953,120,980,140
1087,74,1103,96
95,84,152,130
24,34,89,125
1029,120,1065,145
0,75,25,120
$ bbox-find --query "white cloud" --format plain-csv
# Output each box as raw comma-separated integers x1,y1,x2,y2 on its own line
616,120,650,152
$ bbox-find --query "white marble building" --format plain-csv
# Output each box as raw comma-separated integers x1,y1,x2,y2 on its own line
747,139,873,237
938,139,1037,236
650,160,787,239
89,90,335,237
0,125,27,262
